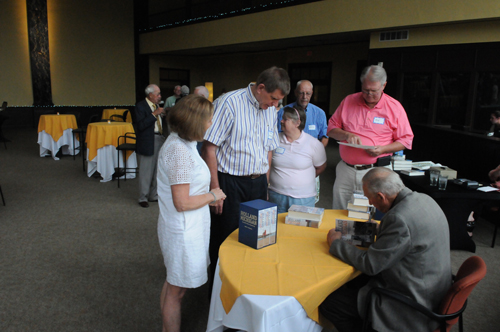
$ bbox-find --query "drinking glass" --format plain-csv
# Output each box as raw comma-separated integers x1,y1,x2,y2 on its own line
438,175,448,190
429,170,440,186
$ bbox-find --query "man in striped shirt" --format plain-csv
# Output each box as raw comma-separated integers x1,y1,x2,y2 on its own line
202,66,290,285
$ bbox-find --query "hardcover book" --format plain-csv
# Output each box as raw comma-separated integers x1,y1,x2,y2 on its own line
335,218,378,248
400,170,425,176
287,205,324,222
238,199,278,249
285,215,322,228
347,210,372,220
351,191,370,206
347,202,375,213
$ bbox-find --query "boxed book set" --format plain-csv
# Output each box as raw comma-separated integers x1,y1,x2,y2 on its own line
238,199,277,249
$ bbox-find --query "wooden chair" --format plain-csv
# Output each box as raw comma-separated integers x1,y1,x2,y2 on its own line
116,132,137,188
363,256,487,332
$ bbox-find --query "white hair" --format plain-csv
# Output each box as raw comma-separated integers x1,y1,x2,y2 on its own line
145,84,157,96
360,65,387,85
362,167,404,197
296,80,313,91
194,86,209,99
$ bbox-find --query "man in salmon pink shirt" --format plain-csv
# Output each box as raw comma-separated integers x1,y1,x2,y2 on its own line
327,65,413,209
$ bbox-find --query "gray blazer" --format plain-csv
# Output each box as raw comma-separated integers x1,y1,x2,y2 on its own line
330,187,452,332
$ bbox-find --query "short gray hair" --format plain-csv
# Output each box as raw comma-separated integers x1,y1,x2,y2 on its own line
360,65,387,85
181,85,190,96
145,84,157,96
296,80,313,90
194,86,209,99
362,167,404,197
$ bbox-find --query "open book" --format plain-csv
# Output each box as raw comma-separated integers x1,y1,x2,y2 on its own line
335,218,378,248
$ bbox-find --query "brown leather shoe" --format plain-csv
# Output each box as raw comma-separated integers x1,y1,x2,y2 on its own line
139,201,149,208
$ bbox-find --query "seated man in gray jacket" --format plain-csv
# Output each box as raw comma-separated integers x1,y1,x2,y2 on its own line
320,167,451,332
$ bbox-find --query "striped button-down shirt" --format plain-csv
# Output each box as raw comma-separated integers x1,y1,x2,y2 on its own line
204,84,280,176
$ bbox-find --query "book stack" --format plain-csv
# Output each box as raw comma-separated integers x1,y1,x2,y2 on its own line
391,159,412,171
285,205,325,228
335,218,378,247
400,169,425,176
391,152,412,171
347,191,375,220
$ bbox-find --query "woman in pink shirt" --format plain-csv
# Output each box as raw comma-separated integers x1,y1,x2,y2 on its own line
269,106,327,213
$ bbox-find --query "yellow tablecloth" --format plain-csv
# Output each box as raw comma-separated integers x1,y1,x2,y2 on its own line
85,122,135,161
219,210,364,323
37,114,78,141
102,109,132,123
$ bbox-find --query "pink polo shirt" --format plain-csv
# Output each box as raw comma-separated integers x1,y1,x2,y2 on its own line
328,92,413,165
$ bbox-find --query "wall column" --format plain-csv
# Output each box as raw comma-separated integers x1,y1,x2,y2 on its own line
26,0,53,106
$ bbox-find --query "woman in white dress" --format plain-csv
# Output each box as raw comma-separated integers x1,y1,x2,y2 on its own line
157,95,226,332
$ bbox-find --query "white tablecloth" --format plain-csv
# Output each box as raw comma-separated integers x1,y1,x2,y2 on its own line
206,263,323,332
86,145,138,182
38,129,79,161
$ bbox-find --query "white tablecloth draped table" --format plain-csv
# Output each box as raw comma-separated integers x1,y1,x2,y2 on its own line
86,146,137,182
38,129,79,160
37,114,79,160
206,263,323,332
85,122,137,183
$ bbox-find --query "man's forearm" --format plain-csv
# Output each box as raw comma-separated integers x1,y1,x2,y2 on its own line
328,128,349,141
267,151,272,183
321,137,329,147
201,141,220,189
381,141,405,155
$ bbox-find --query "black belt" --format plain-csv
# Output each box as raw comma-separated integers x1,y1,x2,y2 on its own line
344,161,374,170
154,132,162,135
242,174,264,179
226,173,264,179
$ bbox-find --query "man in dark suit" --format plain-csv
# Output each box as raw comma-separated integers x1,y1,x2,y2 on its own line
320,167,451,332
134,84,165,208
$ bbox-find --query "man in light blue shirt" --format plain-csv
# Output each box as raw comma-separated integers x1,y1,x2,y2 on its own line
164,85,181,107
277,80,329,147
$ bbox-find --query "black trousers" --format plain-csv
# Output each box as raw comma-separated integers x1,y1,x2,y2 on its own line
208,172,267,293
319,275,375,332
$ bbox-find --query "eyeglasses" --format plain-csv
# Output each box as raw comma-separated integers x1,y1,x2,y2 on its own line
298,92,312,97
362,87,383,95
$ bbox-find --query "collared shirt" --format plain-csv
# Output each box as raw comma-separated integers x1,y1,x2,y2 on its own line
269,131,326,198
204,84,280,176
277,102,328,140
165,95,177,108
328,92,413,165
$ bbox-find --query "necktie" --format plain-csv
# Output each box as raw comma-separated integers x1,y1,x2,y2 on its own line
153,104,162,135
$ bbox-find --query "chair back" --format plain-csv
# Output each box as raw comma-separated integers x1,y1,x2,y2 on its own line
437,256,487,331
122,110,129,120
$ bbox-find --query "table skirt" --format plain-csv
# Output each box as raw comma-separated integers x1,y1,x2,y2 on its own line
38,129,79,161
87,145,137,182
206,263,322,332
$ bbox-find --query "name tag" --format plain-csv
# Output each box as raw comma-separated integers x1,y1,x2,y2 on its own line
373,117,385,125
275,147,285,154
268,130,274,140
308,124,316,131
